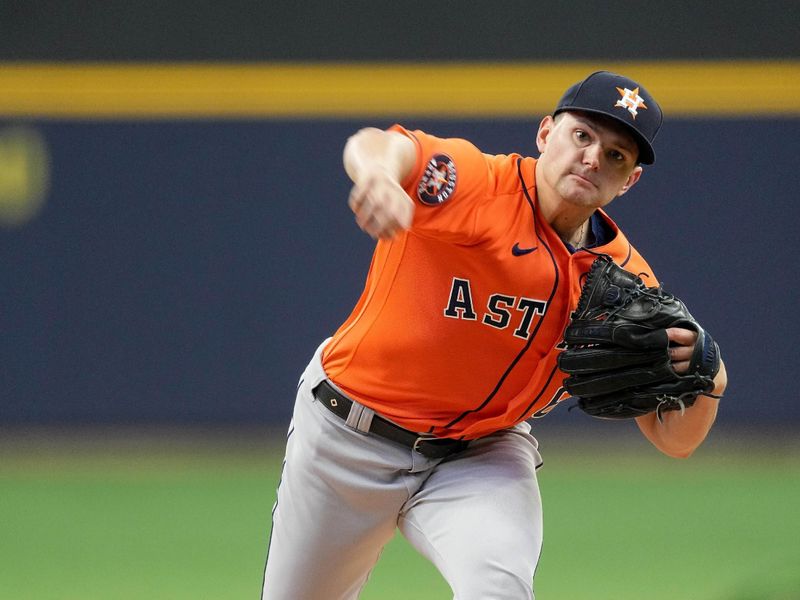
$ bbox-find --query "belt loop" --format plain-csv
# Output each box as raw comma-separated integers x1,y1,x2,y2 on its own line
356,406,374,432
344,402,364,430
344,400,375,433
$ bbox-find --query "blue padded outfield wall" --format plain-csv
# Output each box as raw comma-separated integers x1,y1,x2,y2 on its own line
1,117,799,427
2,2,798,429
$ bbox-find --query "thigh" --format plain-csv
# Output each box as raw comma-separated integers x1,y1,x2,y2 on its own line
398,424,544,600
262,380,415,600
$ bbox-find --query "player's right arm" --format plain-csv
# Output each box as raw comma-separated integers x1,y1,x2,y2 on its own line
343,127,418,240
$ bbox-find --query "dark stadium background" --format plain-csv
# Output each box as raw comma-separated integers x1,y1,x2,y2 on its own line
1,2,799,430
1,5,798,598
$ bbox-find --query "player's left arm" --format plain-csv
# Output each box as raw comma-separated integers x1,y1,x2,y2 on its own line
635,327,728,458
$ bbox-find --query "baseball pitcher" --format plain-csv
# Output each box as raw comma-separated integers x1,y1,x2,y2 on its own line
261,71,727,599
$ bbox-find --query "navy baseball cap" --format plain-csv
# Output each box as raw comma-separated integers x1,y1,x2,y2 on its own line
553,71,663,165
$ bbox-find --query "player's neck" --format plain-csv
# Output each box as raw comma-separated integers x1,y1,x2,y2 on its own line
535,188,594,247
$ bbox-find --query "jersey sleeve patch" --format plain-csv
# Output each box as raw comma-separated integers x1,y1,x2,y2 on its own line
417,153,457,206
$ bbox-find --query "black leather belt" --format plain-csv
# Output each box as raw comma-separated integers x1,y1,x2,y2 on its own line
313,380,469,459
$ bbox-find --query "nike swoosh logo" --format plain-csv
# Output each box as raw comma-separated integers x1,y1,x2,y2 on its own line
512,243,537,256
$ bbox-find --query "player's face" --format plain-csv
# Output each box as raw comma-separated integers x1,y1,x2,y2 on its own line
535,112,643,209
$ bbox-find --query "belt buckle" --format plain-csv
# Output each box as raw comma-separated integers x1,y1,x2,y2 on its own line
412,434,437,455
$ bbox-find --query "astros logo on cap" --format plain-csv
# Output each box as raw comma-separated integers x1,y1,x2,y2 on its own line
614,87,647,119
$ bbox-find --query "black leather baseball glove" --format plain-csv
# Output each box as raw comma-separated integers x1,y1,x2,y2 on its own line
557,255,721,420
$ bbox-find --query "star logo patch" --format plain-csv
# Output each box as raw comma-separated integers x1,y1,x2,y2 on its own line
614,86,647,119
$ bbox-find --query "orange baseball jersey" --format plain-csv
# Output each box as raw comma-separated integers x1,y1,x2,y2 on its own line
322,125,657,440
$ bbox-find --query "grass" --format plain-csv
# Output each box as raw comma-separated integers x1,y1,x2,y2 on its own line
0,427,798,599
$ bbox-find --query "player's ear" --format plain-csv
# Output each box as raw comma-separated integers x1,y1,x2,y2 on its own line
617,165,643,197
536,115,555,154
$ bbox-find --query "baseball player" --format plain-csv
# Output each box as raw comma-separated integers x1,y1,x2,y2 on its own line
261,71,727,599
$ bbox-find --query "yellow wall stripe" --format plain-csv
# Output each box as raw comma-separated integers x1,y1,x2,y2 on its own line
0,61,798,118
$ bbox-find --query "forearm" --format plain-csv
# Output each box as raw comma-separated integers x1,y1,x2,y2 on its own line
636,360,727,458
343,128,418,240
343,127,416,185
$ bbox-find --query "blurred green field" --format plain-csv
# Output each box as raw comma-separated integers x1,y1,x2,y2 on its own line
1,427,798,600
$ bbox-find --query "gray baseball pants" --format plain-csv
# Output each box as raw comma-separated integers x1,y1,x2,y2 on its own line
262,342,544,599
